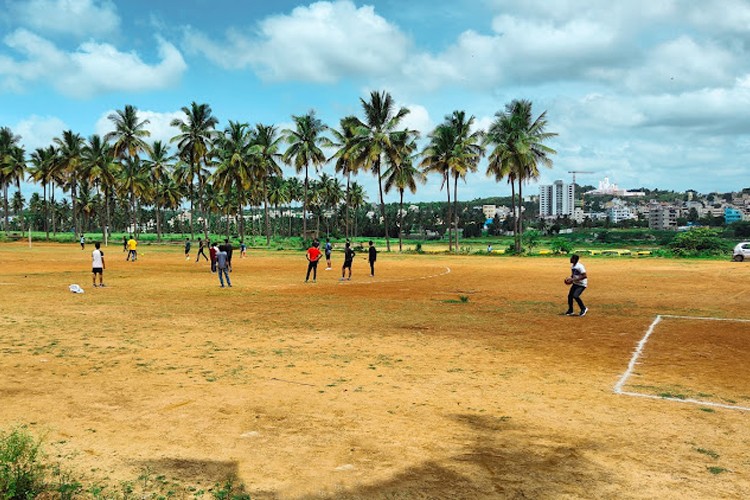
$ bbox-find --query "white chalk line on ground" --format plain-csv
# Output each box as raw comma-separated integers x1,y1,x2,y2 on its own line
336,266,451,286
614,314,750,412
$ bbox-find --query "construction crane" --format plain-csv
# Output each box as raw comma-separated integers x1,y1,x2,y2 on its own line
567,170,596,210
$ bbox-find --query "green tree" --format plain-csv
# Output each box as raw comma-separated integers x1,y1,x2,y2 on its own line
384,132,424,251
27,146,57,239
485,100,556,253
282,110,329,238
171,102,219,239
54,130,86,236
251,124,284,245
143,140,175,241
83,135,118,241
352,91,410,252
330,116,363,239
105,105,152,236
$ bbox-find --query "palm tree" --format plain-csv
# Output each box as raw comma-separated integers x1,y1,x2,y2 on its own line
317,172,344,236
144,141,175,241
267,175,289,236
54,130,86,236
213,121,252,239
83,135,119,242
282,110,329,238
170,102,219,239
445,111,485,250
329,116,363,238
0,127,23,233
3,145,26,232
119,156,149,234
105,105,152,236
28,146,57,239
486,100,556,252
352,91,410,252
349,181,367,237
420,124,454,250
251,124,284,245
384,133,425,252
285,177,303,236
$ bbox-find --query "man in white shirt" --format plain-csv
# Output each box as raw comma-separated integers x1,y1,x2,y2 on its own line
564,254,588,316
92,242,105,288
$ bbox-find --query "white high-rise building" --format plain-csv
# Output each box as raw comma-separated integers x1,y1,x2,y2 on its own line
539,180,575,217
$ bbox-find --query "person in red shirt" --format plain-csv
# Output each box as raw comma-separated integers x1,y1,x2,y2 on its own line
305,240,322,283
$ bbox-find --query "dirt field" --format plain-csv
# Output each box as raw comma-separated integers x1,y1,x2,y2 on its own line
1,242,749,499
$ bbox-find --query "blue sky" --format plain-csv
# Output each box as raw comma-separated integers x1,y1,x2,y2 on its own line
2,0,750,202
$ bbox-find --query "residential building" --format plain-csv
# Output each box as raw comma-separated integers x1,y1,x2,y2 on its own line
539,180,575,218
649,203,680,230
725,207,743,224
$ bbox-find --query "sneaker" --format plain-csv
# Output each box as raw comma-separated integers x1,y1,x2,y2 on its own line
579,307,588,317
92,284,98,288
563,311,575,316
228,284,232,288
312,279,317,283
99,284,105,288
325,268,331,271
305,280,309,283
340,277,345,281
346,277,351,281
220,285,225,288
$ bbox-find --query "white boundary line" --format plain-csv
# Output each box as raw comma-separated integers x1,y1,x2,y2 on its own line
614,314,750,412
337,266,451,286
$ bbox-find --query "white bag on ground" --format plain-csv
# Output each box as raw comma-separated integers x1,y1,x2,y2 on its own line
69,284,84,294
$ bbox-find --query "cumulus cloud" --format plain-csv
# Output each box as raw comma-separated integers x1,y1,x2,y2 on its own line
400,104,432,136
10,0,120,39
0,29,187,98
183,0,410,83
14,115,67,151
95,109,185,146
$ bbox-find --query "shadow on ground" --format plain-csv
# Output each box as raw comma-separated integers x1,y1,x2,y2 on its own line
304,413,617,499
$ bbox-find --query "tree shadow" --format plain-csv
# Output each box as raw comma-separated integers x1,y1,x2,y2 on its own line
307,413,617,499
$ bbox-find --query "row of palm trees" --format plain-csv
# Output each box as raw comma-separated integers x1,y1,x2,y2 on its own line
0,91,556,252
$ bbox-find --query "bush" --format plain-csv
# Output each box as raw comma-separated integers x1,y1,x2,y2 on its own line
0,427,46,499
669,227,731,257
550,238,573,254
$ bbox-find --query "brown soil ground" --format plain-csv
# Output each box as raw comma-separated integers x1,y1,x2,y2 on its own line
1,242,749,499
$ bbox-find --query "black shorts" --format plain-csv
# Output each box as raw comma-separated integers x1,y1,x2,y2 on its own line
343,260,353,268
325,252,331,259
92,267,103,274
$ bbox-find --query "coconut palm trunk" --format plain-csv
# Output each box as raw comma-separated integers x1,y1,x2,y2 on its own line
516,179,523,253
303,164,309,237
376,160,390,251
398,189,405,252
453,173,460,251
445,171,452,252
264,179,270,246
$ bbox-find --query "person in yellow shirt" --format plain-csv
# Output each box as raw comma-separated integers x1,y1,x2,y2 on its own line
126,236,138,262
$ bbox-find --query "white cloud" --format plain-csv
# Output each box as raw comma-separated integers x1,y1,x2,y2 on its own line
183,0,410,83
0,30,187,98
14,115,67,151
94,109,184,147
10,0,120,39
400,104,432,135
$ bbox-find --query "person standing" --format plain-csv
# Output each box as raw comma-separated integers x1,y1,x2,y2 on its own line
325,238,333,270
91,242,105,288
126,235,137,261
240,240,247,258
224,239,234,271
184,238,191,260
196,238,208,262
368,240,377,277
340,242,355,281
305,240,322,283
564,254,588,316
122,235,127,253
209,241,218,273
80,234,85,250
216,244,232,288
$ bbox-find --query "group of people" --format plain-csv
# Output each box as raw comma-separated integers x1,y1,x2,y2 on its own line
185,238,239,288
86,235,590,316
306,238,378,283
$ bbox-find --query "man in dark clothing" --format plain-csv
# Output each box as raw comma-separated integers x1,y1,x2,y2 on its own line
216,244,232,288
224,239,234,272
340,242,355,281
368,240,377,277
195,238,208,262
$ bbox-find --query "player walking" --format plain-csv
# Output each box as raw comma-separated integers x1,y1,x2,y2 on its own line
91,242,105,288
368,241,377,277
564,254,588,316
325,238,333,270
340,242,354,281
